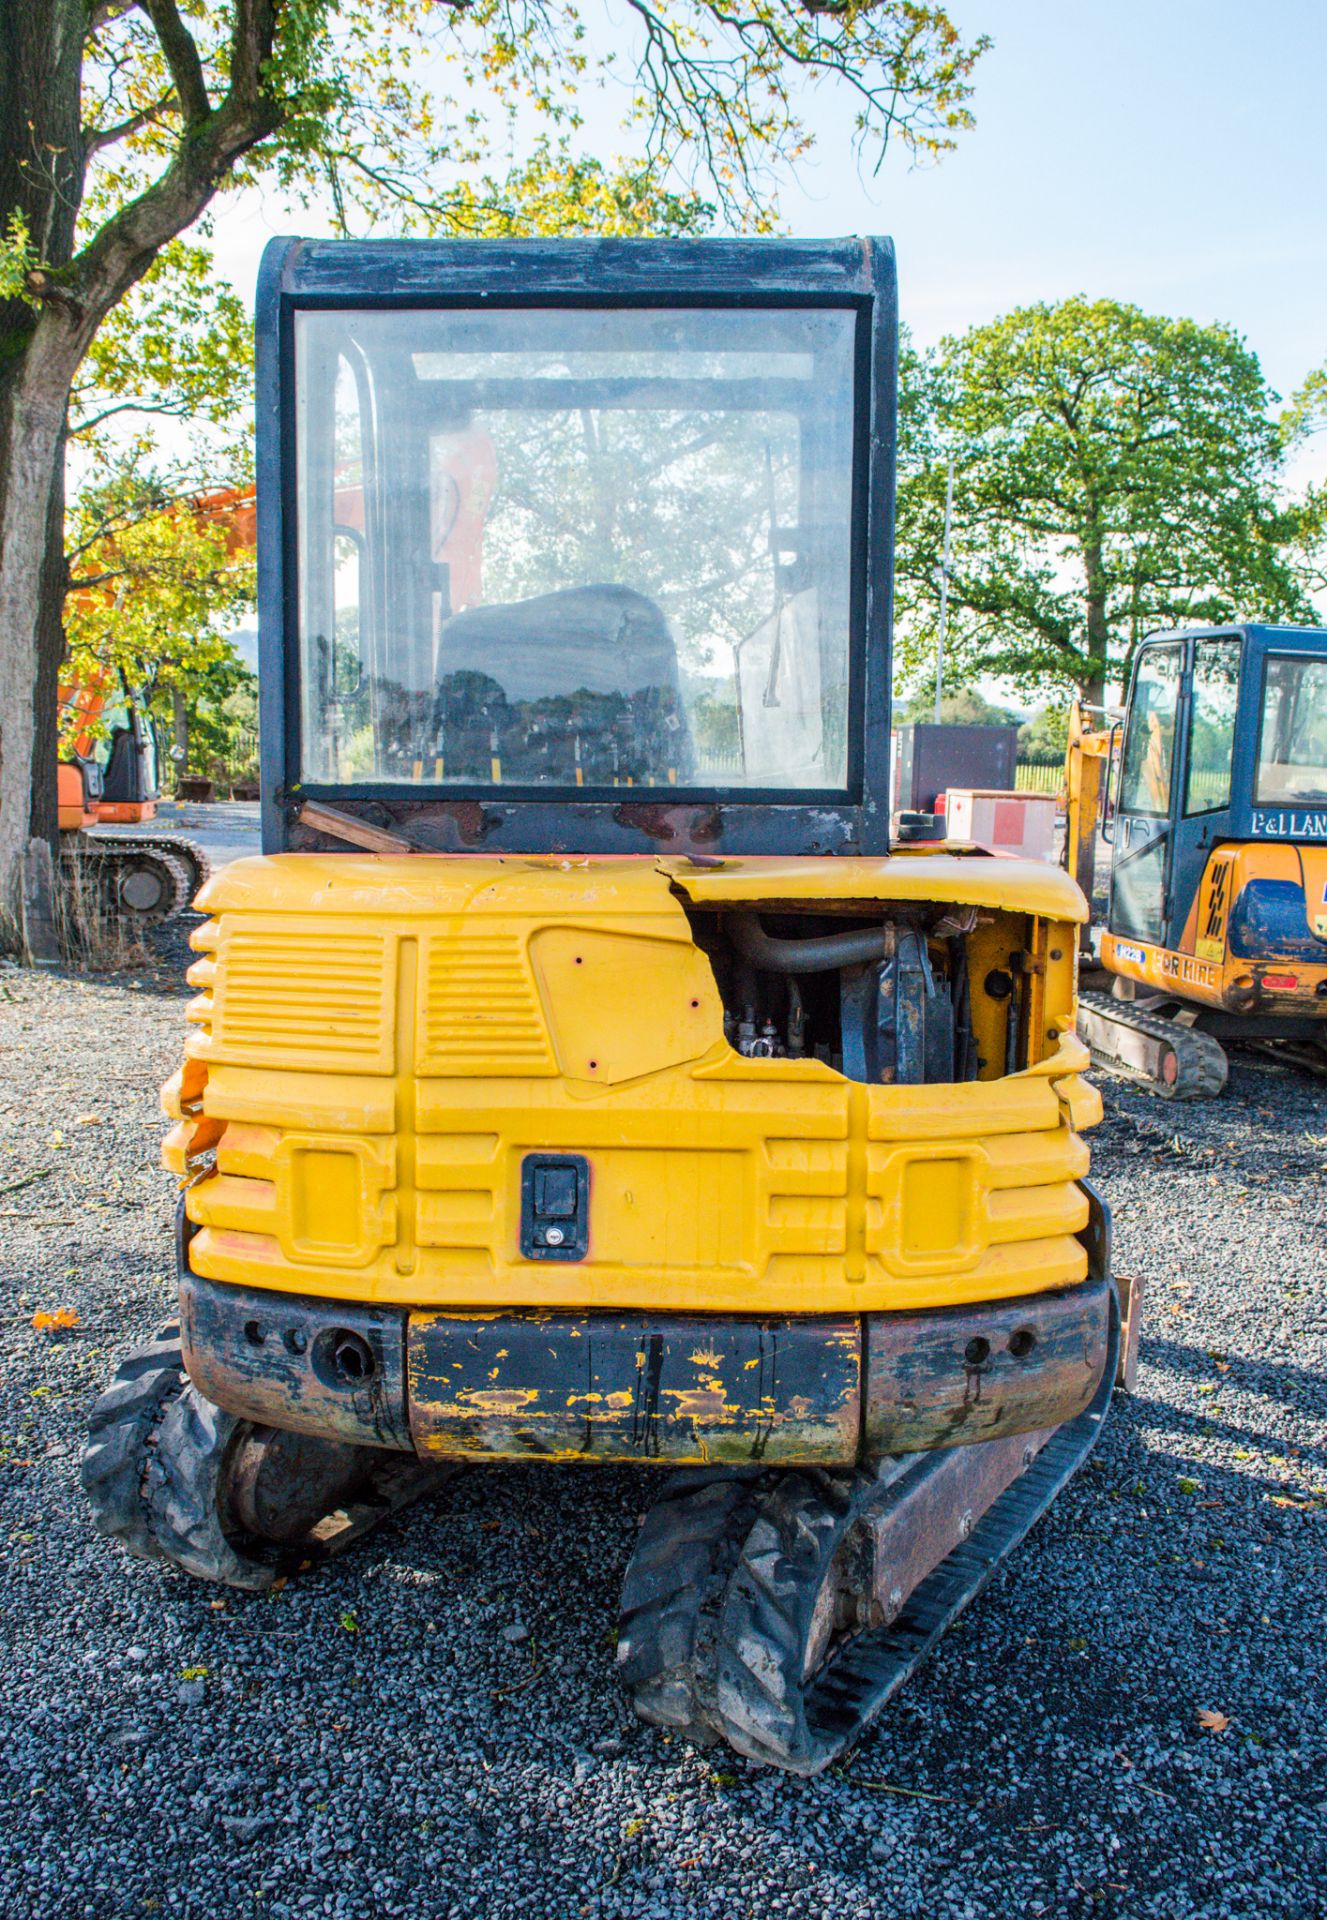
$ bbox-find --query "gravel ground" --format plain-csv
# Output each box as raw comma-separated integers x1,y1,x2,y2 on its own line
1,927,1324,1920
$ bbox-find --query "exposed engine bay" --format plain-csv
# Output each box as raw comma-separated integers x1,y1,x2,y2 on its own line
682,898,1043,1085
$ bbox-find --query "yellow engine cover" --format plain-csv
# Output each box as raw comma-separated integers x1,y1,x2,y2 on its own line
164,853,1098,1315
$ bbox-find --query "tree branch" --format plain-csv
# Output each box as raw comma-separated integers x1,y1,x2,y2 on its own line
83,95,178,158
86,2,140,38
141,0,211,126
70,396,192,435
67,0,282,343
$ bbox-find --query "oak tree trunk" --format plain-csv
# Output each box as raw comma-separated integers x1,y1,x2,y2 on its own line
0,0,85,933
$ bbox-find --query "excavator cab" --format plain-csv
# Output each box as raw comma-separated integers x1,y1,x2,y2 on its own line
1076,625,1327,1093
85,237,1125,1774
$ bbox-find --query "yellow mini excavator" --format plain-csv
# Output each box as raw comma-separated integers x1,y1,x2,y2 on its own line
1066,628,1327,1096
84,236,1129,1774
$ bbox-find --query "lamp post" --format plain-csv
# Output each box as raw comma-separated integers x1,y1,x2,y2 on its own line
934,453,954,724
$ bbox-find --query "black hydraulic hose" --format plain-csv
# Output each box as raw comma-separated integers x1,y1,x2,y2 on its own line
727,911,886,975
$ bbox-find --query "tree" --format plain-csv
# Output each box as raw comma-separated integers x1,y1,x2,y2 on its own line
63,478,257,771
897,686,1016,727
1284,359,1327,607
1283,361,1327,443
894,298,1314,706
1017,704,1068,764
0,2,988,939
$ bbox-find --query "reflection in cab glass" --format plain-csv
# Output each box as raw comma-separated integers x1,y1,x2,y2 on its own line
294,308,857,792
1257,655,1327,805
1119,643,1182,817
1184,637,1240,816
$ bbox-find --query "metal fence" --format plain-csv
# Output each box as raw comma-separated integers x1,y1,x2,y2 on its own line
1013,761,1063,797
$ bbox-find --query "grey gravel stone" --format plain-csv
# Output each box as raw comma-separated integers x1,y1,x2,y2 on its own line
220,1815,275,1840
0,920,1323,1920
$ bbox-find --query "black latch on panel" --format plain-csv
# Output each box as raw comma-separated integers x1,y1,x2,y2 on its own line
520,1153,589,1261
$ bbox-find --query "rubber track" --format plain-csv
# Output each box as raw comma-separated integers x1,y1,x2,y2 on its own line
87,1355,458,1594
616,1470,774,1746
81,1323,187,1562
68,834,211,916
142,1384,280,1591
623,1303,1120,1774
1077,989,1229,1099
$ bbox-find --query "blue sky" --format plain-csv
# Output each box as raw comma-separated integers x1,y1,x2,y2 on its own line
776,0,1326,409
213,0,1326,414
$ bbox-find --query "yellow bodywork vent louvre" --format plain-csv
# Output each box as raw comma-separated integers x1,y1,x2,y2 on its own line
418,931,553,1076
211,927,394,1073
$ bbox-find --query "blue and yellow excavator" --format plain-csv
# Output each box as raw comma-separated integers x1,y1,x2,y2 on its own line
1067,627,1327,1095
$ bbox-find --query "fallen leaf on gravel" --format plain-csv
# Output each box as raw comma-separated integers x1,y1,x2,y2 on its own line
1177,1477,1200,1494
1196,1709,1230,1733
31,1308,78,1331
74,1114,101,1127
179,1665,208,1681
339,1610,359,1632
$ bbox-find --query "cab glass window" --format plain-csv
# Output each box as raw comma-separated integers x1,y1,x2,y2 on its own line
293,307,859,793
1184,637,1241,815
1256,654,1327,805
1119,643,1182,816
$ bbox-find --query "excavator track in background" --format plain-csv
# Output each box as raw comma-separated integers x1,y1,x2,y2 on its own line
64,835,212,924
618,1294,1119,1775
1076,988,1228,1100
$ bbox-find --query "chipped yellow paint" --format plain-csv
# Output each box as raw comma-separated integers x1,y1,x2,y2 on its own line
456,1387,540,1415
689,1347,723,1368
660,1384,734,1424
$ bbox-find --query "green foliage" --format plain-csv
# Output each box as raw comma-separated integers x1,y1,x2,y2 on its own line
63,479,256,753
419,138,716,238
1283,362,1327,444
175,662,259,793
895,297,1315,701
1285,361,1327,606
1017,705,1069,764
0,212,40,305
897,686,1017,727
60,235,258,758
69,241,254,485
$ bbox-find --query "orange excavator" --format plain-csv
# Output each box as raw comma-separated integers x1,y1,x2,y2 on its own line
58,486,256,922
